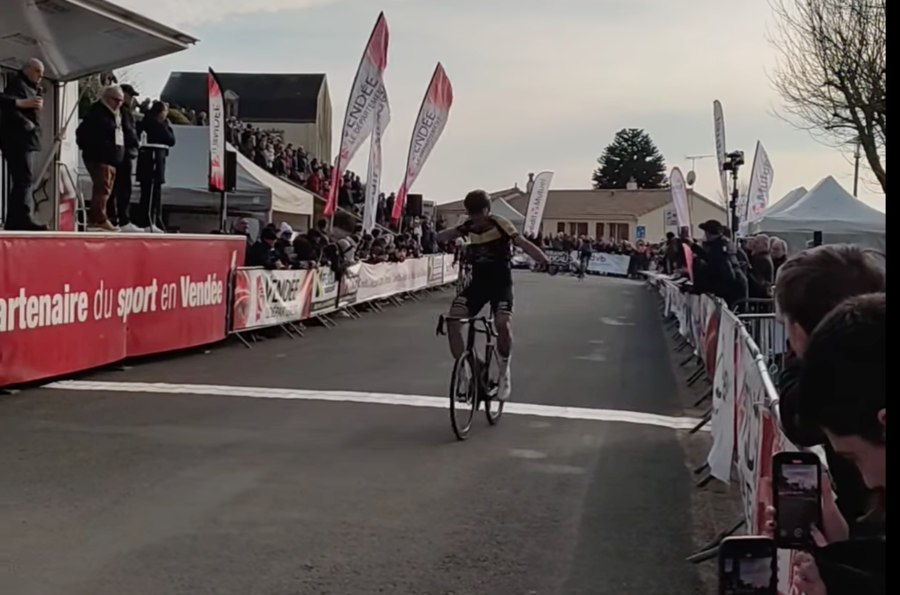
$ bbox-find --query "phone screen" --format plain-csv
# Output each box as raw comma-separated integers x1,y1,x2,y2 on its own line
776,458,821,547
720,548,776,595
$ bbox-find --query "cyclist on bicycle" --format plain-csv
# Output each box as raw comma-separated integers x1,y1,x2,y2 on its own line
437,190,549,401
578,238,593,278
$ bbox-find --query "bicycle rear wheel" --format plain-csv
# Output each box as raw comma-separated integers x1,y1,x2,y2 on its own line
449,352,478,440
483,344,504,425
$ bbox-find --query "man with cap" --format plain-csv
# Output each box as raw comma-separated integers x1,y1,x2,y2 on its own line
690,219,748,307
107,83,141,231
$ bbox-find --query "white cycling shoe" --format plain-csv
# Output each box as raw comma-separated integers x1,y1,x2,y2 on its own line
497,357,512,402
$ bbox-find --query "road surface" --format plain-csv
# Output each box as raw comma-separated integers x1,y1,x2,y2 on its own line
0,272,705,595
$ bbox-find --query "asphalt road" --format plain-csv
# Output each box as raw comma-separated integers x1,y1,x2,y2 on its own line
0,272,705,595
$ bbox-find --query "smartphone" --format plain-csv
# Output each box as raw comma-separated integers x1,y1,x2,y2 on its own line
773,451,822,549
718,536,777,595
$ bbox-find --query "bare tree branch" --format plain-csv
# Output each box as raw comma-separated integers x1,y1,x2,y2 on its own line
769,0,886,192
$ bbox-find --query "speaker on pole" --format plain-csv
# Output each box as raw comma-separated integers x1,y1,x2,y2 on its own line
225,150,237,192
406,194,423,218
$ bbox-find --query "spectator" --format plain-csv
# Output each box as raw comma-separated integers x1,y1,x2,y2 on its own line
689,219,748,307
0,58,47,231
747,234,775,298
774,244,886,534
107,84,141,232
246,226,282,269
135,101,176,232
663,231,685,274
77,85,126,231
793,293,886,595
770,237,788,274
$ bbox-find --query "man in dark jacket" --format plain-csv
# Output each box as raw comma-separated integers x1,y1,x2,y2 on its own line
747,234,775,298
690,219,748,307
0,59,47,230
246,226,282,269
106,84,140,231
77,85,126,231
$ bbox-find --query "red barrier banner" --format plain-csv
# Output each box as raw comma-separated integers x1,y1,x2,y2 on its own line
0,234,245,387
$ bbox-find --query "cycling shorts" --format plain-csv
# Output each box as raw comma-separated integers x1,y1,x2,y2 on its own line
452,268,513,317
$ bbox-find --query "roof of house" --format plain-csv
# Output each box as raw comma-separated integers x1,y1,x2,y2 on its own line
438,187,716,220
161,72,327,123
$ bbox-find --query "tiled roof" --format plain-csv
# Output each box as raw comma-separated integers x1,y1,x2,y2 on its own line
438,188,710,220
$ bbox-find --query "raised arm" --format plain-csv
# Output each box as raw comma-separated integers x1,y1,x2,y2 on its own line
436,226,463,244
513,235,549,266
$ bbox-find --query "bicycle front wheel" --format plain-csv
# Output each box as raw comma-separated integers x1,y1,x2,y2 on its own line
449,352,478,440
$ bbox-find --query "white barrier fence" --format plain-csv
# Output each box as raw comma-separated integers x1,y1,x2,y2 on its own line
647,272,827,595
231,254,459,333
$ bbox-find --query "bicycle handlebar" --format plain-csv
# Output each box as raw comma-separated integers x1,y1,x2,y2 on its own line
436,315,495,337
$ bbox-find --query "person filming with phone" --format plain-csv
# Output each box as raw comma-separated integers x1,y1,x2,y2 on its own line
0,58,47,231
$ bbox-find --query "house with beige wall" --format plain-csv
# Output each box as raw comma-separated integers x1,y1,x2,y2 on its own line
437,180,727,243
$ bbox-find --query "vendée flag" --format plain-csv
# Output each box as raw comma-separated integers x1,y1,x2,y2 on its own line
363,86,391,233
713,100,729,204
391,63,454,222
522,171,554,237
743,141,775,227
324,13,390,216
670,167,692,236
208,69,226,192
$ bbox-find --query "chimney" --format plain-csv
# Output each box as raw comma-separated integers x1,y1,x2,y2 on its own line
626,177,638,191
526,172,535,194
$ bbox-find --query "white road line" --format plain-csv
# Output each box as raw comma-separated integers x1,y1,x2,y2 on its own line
45,380,706,432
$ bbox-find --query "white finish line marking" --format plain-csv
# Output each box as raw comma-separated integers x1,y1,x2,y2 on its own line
46,381,706,432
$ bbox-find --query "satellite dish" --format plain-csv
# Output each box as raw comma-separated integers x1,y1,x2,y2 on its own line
686,170,697,186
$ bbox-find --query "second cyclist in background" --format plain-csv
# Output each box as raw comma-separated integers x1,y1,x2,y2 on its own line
578,238,593,279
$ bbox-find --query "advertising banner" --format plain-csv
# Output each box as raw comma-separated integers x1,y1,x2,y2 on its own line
208,69,226,192
363,85,391,233
714,100,730,204
392,63,454,221
357,258,430,302
427,255,444,286
708,307,739,482
310,266,340,315
325,13,390,216
442,253,459,283
231,268,314,332
669,167,692,236
743,141,775,227
338,264,362,308
585,252,631,276
0,235,245,387
522,171,554,237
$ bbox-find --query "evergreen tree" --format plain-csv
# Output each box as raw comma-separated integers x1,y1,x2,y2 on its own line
592,128,667,189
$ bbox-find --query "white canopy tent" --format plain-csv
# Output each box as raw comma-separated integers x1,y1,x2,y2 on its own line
749,176,885,253
492,197,526,231
759,186,808,218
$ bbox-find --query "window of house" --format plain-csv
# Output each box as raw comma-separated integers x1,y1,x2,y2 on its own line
557,222,566,234
595,223,605,240
569,222,588,237
610,223,630,242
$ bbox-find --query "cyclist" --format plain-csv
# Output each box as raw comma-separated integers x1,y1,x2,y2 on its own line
577,238,593,278
437,190,550,401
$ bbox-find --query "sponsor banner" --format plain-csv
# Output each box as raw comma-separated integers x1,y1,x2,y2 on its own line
522,171,554,237
427,255,445,286
743,141,775,228
325,13,390,216
363,86,391,233
669,167,692,237
442,253,459,283
338,264,362,308
310,267,340,315
392,63,454,221
357,257,430,303
586,252,631,276
232,268,313,332
714,100,730,204
708,306,739,482
0,235,244,387
208,69,226,192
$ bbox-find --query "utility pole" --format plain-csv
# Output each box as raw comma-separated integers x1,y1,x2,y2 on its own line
853,141,862,197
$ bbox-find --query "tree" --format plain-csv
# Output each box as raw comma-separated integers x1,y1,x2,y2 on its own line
77,68,139,117
770,0,886,193
592,128,667,190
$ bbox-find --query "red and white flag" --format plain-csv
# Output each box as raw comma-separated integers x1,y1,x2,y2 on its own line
743,141,775,227
391,63,454,223
522,171,554,237
670,166,692,236
363,86,391,233
713,100,729,204
208,68,226,192
324,13,390,216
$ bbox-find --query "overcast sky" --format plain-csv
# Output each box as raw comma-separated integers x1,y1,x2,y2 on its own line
115,0,885,211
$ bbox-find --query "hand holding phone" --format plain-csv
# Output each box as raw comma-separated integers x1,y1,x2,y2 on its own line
773,452,823,550
719,536,777,595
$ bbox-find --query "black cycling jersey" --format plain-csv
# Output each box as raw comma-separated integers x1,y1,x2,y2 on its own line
452,214,519,316
456,215,519,269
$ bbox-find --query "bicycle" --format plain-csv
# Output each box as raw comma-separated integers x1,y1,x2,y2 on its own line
435,314,504,440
